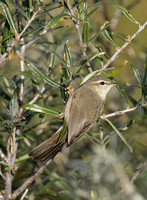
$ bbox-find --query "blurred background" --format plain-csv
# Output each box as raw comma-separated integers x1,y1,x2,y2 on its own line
0,0,147,199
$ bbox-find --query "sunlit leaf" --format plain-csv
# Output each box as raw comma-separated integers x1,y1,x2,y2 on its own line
0,2,17,34
64,41,72,70
81,67,114,85
114,5,140,25
49,43,57,68
46,13,71,28
103,60,128,77
101,21,117,46
23,104,59,115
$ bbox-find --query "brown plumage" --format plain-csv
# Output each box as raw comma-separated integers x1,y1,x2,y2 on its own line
29,76,116,162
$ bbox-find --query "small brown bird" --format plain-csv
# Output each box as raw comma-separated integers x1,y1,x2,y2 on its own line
29,75,116,162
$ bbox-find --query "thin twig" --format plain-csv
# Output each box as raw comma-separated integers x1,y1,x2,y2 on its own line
101,103,147,119
100,21,147,71
11,159,52,200
66,0,93,72
22,27,51,48
28,86,45,105
131,161,147,183
0,10,39,64
20,189,28,200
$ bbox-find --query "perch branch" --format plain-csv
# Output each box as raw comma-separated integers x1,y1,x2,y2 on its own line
11,159,52,199
101,103,147,119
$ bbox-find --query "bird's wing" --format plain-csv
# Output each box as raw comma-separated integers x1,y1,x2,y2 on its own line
66,86,104,145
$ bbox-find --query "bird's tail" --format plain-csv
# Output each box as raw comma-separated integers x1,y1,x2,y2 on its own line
29,127,67,162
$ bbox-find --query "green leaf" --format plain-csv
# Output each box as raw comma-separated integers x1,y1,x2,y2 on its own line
114,5,140,25
17,134,34,141
131,64,146,94
81,67,114,85
9,90,18,118
0,2,17,34
102,29,117,46
100,21,117,46
23,104,59,115
105,118,133,153
25,60,61,88
50,50,67,66
143,57,147,85
83,22,88,43
58,120,67,143
9,0,29,20
15,70,40,84
111,32,126,40
85,6,100,20
49,43,57,68
64,41,72,70
15,154,30,162
0,161,8,167
103,60,128,77
46,13,71,28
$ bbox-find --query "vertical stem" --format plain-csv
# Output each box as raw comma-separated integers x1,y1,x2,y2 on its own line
66,0,93,72
4,0,25,199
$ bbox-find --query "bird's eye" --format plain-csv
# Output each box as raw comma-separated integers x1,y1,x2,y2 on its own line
100,81,105,85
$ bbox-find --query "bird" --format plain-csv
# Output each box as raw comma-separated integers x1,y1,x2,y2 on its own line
29,75,116,162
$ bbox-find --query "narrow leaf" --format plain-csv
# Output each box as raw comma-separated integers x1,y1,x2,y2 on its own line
64,41,72,69
81,67,114,85
100,21,117,46
102,30,117,46
85,7,99,20
114,5,140,25
25,60,61,88
131,64,146,93
46,13,71,28
111,32,126,40
83,22,88,43
9,0,29,20
0,2,17,34
23,104,59,115
9,90,18,118
104,60,128,77
105,118,133,153
58,120,67,143
49,43,57,68
143,57,147,85
50,50,67,66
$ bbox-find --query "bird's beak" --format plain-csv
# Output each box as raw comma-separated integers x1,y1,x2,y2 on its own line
111,83,118,86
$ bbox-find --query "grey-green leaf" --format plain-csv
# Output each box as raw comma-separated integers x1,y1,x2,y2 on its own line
64,41,72,69
9,90,18,118
0,2,17,34
131,64,146,94
114,5,140,25
25,60,61,88
23,104,59,115
9,0,29,20
49,43,57,68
